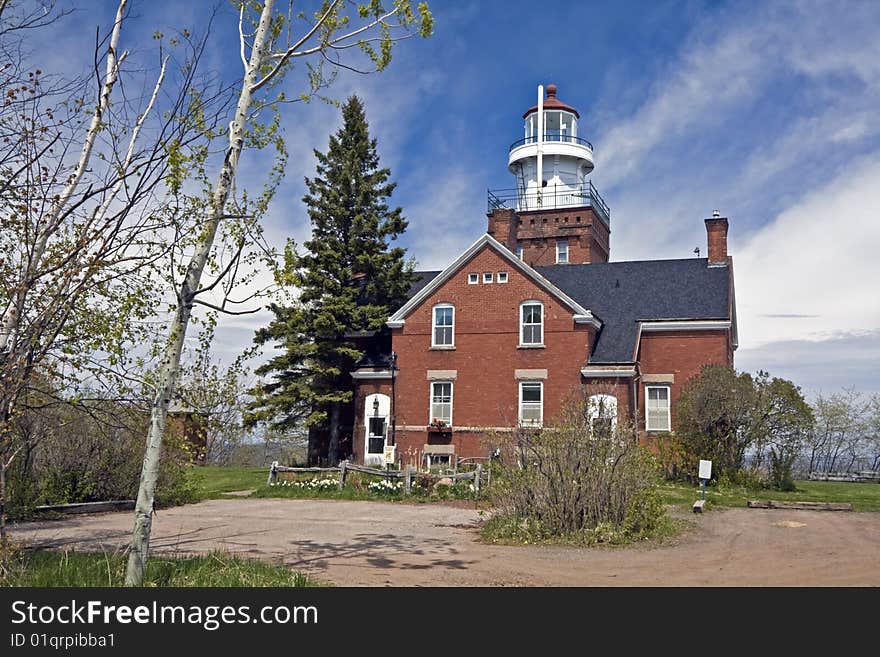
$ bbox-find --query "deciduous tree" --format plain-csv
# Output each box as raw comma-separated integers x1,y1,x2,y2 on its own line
126,0,433,585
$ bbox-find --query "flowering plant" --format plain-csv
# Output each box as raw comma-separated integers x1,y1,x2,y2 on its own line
428,418,449,431
368,480,403,494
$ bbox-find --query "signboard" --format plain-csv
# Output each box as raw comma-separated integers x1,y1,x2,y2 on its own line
699,459,712,480
383,445,397,466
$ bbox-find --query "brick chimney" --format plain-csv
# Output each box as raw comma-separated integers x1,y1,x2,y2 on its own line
486,208,518,249
705,211,729,266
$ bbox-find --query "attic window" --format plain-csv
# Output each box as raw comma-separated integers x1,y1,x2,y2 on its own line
497,272,508,283
468,273,478,285
483,272,493,284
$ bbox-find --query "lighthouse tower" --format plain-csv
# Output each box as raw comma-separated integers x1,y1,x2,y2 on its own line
487,84,611,266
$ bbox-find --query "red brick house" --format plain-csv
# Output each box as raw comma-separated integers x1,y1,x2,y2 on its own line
347,84,737,468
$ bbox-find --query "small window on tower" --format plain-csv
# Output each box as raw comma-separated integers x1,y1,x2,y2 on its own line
468,273,478,285
483,272,493,284
556,239,569,264
498,272,508,283
516,243,523,260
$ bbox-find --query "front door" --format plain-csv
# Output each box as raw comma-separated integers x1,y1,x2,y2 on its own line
364,393,390,466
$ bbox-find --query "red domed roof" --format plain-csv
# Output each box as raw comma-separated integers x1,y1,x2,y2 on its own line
523,84,580,119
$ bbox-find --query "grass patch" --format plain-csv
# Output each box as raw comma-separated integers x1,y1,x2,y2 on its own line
1,549,316,587
480,511,681,547
658,479,880,512
192,466,267,499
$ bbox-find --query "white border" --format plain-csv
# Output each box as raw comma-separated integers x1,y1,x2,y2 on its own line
640,320,731,332
429,380,454,426
645,385,671,432
431,303,455,348
580,367,635,378
556,239,568,264
351,370,393,380
520,300,544,346
518,380,544,427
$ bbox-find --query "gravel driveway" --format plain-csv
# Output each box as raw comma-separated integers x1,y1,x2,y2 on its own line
10,499,880,586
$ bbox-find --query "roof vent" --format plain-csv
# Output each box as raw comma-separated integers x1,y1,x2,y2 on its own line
712,209,721,218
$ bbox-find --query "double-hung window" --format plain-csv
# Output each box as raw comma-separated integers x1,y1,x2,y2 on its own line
430,381,453,426
520,301,543,346
556,239,569,263
646,386,671,431
519,381,543,427
432,304,454,347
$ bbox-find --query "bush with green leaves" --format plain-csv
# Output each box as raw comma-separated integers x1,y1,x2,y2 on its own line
674,366,814,488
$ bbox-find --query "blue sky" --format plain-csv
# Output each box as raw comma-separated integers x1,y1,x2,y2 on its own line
38,1,880,397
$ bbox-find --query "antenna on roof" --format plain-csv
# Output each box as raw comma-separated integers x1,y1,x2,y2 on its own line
693,247,700,257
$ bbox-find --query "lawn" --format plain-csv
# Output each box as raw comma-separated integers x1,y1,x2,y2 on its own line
1,550,316,587
192,466,267,499
659,479,880,512
190,467,880,512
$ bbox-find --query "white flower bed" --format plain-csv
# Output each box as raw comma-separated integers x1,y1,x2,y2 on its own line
367,479,403,493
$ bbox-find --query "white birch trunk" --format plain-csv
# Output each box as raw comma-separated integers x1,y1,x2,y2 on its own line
0,0,128,354
124,0,276,586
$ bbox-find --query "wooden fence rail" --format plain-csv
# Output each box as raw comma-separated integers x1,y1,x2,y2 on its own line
268,460,485,495
808,471,880,483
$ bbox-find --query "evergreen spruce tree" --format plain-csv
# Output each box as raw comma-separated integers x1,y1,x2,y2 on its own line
247,96,414,464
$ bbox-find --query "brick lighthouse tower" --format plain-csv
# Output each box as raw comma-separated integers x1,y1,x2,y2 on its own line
487,84,611,266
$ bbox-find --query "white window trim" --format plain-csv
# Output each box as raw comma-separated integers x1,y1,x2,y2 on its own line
556,239,569,264
520,300,544,347
519,380,543,427
483,272,493,284
497,271,508,283
431,303,455,348
645,385,671,432
429,380,454,426
468,273,479,285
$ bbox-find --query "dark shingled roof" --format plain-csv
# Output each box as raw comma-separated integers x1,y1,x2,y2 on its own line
537,258,730,364
355,348,393,369
409,270,441,299
351,271,441,369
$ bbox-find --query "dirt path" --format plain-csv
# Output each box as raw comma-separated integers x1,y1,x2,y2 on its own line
10,499,880,586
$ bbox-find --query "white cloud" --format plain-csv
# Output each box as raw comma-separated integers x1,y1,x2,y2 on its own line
734,155,880,348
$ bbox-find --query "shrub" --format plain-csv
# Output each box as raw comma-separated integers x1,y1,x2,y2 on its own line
768,448,797,492
7,394,199,517
486,397,665,543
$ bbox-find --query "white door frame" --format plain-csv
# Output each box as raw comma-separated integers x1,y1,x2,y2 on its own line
364,393,390,467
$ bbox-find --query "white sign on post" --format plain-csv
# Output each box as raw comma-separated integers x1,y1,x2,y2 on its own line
383,445,396,466
699,459,712,480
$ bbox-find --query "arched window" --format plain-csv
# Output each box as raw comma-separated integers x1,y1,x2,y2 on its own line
520,301,543,346
588,394,617,434
432,304,454,347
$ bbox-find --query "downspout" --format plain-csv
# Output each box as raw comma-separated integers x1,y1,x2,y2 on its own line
632,361,641,441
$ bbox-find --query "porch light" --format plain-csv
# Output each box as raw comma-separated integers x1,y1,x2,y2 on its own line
372,397,380,416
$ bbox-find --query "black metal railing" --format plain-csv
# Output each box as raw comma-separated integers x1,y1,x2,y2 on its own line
509,134,594,152
487,181,610,225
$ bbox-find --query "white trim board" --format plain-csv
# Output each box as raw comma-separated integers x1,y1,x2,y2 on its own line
386,234,601,330
639,320,731,332
580,368,635,378
351,370,393,380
